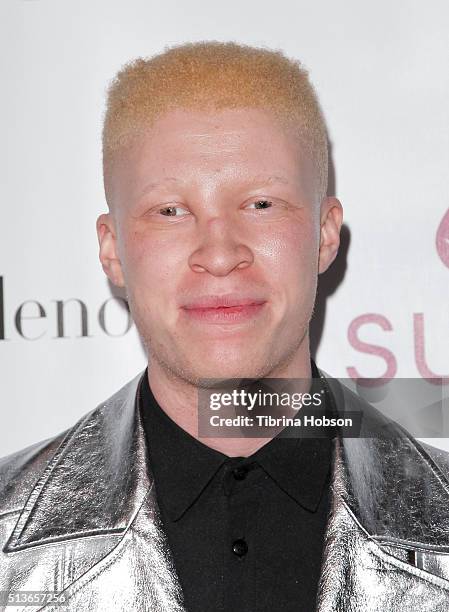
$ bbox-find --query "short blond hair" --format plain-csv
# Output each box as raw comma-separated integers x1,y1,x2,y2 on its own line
102,41,328,202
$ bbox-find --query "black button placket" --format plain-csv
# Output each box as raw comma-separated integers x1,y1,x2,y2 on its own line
223,460,260,611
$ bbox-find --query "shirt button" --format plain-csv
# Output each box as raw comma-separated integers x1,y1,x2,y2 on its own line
232,466,248,481
232,539,248,557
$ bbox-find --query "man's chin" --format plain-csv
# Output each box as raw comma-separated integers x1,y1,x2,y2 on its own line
180,359,271,387
149,336,279,386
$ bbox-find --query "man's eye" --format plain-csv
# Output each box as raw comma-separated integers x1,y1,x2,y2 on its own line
247,199,273,210
159,205,189,217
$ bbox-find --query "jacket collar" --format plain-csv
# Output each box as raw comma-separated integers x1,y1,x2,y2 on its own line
321,370,449,551
6,371,148,551
6,368,449,554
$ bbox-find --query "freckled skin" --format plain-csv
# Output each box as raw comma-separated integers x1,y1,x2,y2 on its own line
97,107,342,454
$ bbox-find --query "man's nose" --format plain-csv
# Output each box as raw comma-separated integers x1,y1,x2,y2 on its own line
188,216,254,276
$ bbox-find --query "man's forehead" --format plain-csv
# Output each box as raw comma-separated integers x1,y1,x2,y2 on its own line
105,110,317,210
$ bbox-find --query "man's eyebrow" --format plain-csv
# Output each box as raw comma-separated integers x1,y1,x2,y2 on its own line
137,175,289,199
138,177,183,198
251,175,289,186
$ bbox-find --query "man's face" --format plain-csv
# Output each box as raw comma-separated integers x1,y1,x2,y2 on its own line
98,107,341,383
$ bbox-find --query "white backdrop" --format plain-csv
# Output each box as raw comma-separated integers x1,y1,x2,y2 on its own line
1,0,448,456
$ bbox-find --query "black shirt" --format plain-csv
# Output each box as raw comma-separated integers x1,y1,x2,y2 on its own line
139,361,332,612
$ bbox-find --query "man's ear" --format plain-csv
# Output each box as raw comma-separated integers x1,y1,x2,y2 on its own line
318,197,343,274
96,213,125,287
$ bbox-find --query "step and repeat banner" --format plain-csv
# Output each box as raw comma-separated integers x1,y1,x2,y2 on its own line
1,0,448,455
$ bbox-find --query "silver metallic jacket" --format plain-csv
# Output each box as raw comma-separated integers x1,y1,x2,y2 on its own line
1,369,449,611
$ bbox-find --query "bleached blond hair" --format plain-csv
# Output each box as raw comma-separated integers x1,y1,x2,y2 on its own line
102,40,329,203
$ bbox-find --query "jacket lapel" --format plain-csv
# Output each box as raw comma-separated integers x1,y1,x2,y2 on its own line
6,373,149,551
316,371,449,611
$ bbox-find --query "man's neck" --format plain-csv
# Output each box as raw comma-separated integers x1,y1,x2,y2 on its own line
146,347,313,457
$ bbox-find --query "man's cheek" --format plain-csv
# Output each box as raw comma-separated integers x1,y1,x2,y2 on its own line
258,221,313,258
125,244,166,283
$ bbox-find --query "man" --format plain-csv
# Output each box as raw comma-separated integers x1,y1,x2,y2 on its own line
1,41,449,611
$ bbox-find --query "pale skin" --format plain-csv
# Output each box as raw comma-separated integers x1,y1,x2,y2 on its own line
97,107,343,457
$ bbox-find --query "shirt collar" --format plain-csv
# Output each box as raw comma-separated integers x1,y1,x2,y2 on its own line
140,359,332,521
140,374,227,521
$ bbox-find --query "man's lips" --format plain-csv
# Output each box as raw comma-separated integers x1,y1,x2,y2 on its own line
182,294,266,309
180,294,267,324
